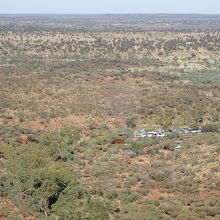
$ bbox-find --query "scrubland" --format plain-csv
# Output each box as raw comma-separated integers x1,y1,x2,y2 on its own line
0,14,220,219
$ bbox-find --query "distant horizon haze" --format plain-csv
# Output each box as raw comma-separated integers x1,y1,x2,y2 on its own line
1,13,220,15
1,0,220,14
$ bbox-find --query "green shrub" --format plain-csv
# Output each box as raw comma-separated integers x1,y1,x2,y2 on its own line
126,116,137,128
0,206,10,217
211,111,219,122
39,127,80,161
106,191,118,199
149,169,171,181
1,146,78,215
122,150,137,158
201,124,219,132
211,166,220,173
120,192,139,203
130,140,146,155
95,130,117,145
1,129,114,219
7,216,22,220
167,151,181,160
163,140,176,151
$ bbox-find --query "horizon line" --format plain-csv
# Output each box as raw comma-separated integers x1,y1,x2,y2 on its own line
1,12,220,15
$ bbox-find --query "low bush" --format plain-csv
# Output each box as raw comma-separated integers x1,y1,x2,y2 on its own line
126,116,137,128
0,129,114,219
201,123,219,132
149,169,171,182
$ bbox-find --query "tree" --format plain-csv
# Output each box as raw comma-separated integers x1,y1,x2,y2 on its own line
0,129,113,219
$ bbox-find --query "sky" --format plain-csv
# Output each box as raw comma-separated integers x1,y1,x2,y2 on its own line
1,0,220,14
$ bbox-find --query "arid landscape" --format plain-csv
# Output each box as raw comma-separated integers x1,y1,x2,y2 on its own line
0,14,220,220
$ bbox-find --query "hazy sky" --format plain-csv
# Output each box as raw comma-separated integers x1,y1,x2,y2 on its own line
1,0,220,14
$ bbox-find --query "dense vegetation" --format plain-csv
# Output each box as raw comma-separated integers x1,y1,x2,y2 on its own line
0,14,220,219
